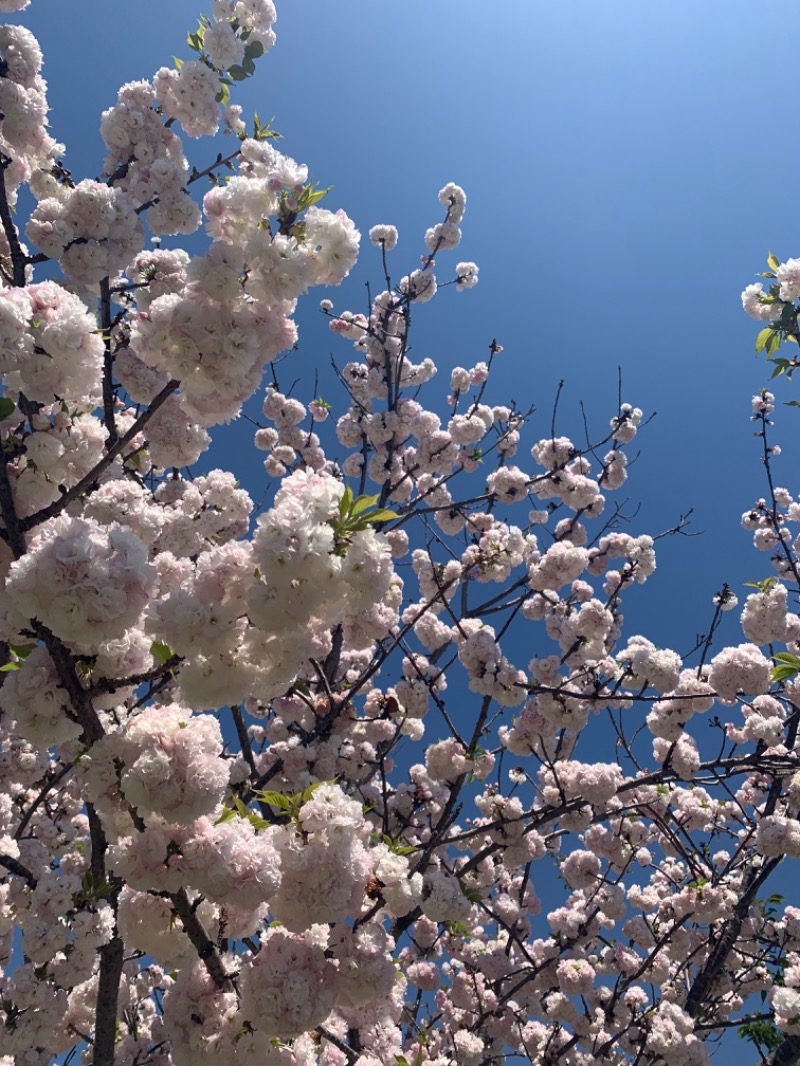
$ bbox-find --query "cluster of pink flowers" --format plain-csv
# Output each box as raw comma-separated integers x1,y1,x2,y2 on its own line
27,180,144,285
0,280,105,405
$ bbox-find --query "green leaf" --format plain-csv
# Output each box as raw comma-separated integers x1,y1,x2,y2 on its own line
244,40,265,60
72,871,115,907
382,835,418,856
150,641,174,664
301,781,325,803
242,55,256,76
768,251,781,271
247,815,271,831
0,396,16,421
744,578,777,591
460,881,483,903
360,508,399,524
173,56,184,70
214,807,237,825
766,330,783,356
227,64,247,81
257,790,293,810
9,642,36,660
755,327,777,354
0,662,20,672
771,652,800,682
339,484,354,519
786,400,800,408
772,653,800,666
216,82,231,107
296,183,332,211
350,492,380,518
738,1018,783,1051
773,667,799,682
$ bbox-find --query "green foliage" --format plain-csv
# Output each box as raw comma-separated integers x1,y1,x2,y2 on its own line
0,396,16,421
72,871,115,908
187,21,205,52
328,487,399,555
460,881,484,904
216,781,330,831
738,1018,783,1053
771,652,800,683
252,112,279,142
756,893,784,922
296,182,332,212
150,641,175,665
0,642,37,673
445,920,472,939
380,834,418,857
744,577,777,593
756,326,783,357
769,356,798,379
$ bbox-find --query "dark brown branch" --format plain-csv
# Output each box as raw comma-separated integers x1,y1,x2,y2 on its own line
14,761,74,841
170,888,234,989
99,278,118,449
87,804,124,1066
0,155,28,287
768,1036,800,1066
0,852,37,887
0,452,26,558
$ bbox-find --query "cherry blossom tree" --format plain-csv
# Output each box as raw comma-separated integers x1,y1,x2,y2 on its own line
0,2,799,1064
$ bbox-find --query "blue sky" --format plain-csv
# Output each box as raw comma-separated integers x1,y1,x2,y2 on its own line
15,4,800,1061
19,0,798,655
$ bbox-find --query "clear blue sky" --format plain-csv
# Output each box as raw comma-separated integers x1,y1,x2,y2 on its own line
17,5,800,1061
19,0,797,653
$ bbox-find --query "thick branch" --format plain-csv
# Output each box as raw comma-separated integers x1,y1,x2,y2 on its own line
35,622,104,743
684,855,781,1017
94,937,124,1066
0,852,36,887
0,155,28,287
0,452,26,558
99,278,118,449
87,804,123,1066
170,888,233,989
768,1036,800,1066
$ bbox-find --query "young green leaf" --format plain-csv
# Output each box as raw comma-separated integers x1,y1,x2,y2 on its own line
9,642,36,660
755,327,772,354
255,790,293,811
766,330,783,356
150,641,174,664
